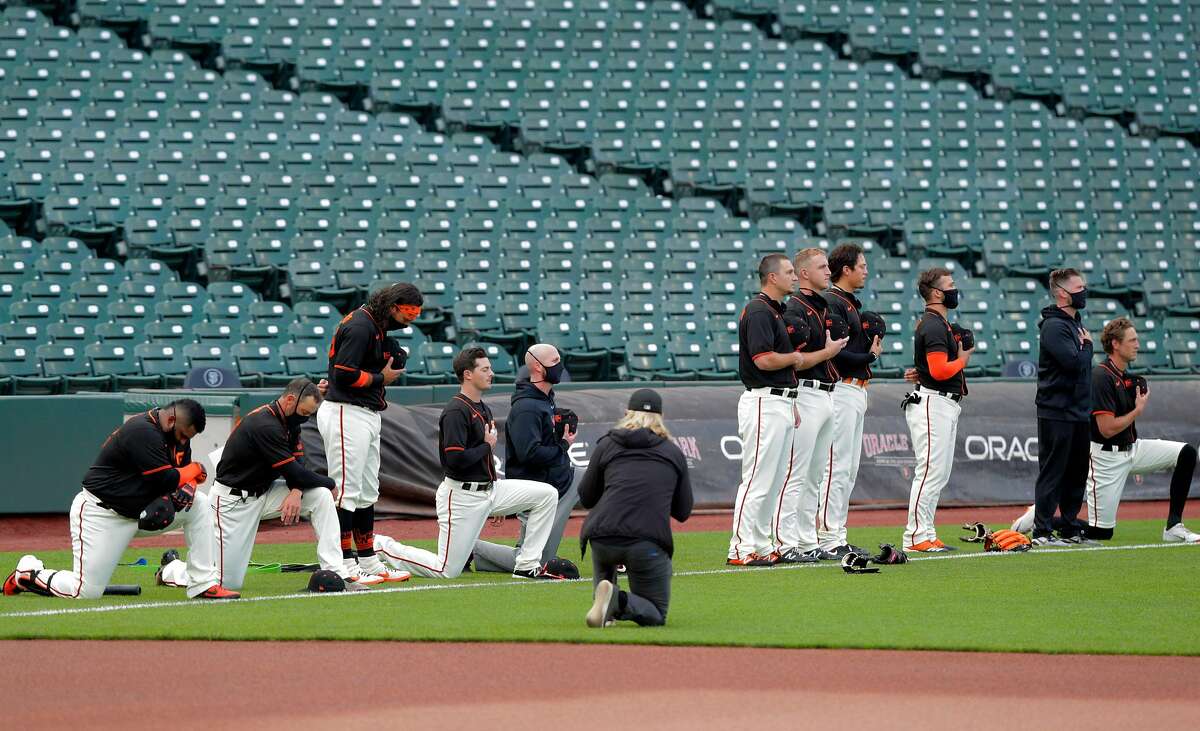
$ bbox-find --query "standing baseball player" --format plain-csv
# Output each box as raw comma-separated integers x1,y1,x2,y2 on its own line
819,242,883,556
4,400,237,600
727,254,808,567
318,282,422,583
373,347,563,579
901,267,974,552
774,248,848,562
211,378,411,594
471,342,580,574
1011,318,1200,543
1031,268,1094,547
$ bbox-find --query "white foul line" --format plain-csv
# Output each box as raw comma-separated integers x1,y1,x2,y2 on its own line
1,541,1195,621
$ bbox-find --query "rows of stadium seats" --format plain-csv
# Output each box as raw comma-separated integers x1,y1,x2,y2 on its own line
0,1,1199,392
713,1,1200,136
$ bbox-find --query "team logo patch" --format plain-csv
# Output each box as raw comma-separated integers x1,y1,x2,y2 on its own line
203,368,225,387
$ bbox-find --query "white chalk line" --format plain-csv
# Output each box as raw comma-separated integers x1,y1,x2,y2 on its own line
1,541,1195,621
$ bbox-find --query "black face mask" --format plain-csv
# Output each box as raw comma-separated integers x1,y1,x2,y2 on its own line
1068,287,1088,310
531,354,564,385
287,413,310,430
938,288,960,310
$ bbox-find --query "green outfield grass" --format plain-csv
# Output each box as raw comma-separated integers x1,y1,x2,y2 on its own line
2,519,1197,655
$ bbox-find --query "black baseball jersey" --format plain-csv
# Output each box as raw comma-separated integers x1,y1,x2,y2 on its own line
1090,359,1137,448
786,290,838,383
440,393,498,483
737,292,798,390
326,307,400,412
216,401,306,495
914,309,967,396
824,286,874,380
82,410,193,519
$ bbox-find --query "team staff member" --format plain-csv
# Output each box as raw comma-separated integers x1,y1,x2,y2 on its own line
728,254,807,567
819,243,882,556
4,401,237,600
212,379,411,593
581,389,693,628
1031,268,1094,547
471,342,579,573
373,347,562,580
318,282,423,583
775,248,848,562
902,268,974,552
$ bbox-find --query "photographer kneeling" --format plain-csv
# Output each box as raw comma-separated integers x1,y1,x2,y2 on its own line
579,389,694,628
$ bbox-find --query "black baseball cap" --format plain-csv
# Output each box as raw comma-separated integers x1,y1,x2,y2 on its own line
137,495,176,532
306,569,345,593
628,388,663,414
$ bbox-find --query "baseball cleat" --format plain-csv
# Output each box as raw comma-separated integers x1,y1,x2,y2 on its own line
1163,523,1200,543
2,571,23,596
776,548,819,564
341,577,371,591
4,555,45,596
512,565,567,580
1061,535,1098,546
195,585,240,600
1030,535,1072,548
353,557,411,584
1011,505,1035,533
930,539,958,551
726,552,778,567
586,579,615,628
905,540,952,553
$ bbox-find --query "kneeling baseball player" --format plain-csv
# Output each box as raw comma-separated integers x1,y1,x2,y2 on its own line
4,400,238,600
1011,318,1199,543
211,378,410,593
373,347,564,580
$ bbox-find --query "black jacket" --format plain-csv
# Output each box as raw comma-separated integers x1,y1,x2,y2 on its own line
1036,305,1094,422
83,410,194,519
326,307,401,412
578,428,693,557
503,382,573,494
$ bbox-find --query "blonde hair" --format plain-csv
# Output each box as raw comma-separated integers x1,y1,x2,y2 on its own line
613,410,672,439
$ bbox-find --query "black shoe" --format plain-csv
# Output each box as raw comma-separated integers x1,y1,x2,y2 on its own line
802,548,839,561
777,548,819,564
512,565,566,580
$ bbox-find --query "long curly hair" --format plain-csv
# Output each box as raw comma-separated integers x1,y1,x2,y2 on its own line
365,282,423,325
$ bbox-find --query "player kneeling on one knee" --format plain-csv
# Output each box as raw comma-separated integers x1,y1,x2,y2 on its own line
4,400,238,601
581,389,694,628
211,378,407,593
1013,318,1200,544
373,347,562,580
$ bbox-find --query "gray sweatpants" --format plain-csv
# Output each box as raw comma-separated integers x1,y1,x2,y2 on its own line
471,467,581,573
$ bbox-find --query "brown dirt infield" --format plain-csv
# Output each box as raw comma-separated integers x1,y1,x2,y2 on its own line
1,499,1190,552
3,641,1197,729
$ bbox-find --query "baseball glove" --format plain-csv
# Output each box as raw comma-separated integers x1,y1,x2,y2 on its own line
543,557,580,580
951,323,975,351
553,408,579,441
984,529,1033,552
861,310,886,341
826,310,850,341
782,312,811,350
871,543,908,564
841,552,880,574
960,522,989,543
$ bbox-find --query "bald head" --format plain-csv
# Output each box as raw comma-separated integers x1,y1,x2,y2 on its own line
525,343,562,387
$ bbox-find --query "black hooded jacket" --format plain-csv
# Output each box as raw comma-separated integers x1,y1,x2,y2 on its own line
1036,305,1094,422
578,428,693,557
503,381,573,494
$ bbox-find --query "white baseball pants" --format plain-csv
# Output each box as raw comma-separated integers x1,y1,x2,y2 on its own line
1086,439,1185,529
374,477,557,579
903,390,961,547
818,382,868,550
775,387,835,553
728,389,797,561
46,489,219,599
210,481,345,591
317,400,381,511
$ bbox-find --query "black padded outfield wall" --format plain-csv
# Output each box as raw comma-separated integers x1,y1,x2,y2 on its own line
299,381,1200,518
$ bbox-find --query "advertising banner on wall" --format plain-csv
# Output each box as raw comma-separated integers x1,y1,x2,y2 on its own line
300,381,1200,517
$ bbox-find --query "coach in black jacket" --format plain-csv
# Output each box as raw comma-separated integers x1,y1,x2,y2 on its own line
1032,268,1095,545
579,389,693,628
